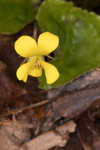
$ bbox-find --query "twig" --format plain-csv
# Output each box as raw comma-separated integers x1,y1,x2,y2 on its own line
0,99,52,118
47,55,53,60
33,21,38,40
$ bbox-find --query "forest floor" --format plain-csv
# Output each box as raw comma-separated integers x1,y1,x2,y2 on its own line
0,22,100,150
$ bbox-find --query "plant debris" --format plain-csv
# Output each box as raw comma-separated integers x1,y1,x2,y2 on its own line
0,22,100,150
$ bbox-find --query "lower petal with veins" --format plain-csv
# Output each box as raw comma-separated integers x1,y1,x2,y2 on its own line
40,60,59,84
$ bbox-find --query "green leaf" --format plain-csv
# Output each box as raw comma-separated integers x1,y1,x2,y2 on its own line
37,0,100,89
0,0,36,34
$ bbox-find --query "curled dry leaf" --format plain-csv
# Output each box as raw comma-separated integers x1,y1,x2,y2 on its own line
55,85,100,119
20,121,76,150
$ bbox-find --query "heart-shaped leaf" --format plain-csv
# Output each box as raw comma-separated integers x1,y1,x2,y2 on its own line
37,0,100,89
0,0,36,34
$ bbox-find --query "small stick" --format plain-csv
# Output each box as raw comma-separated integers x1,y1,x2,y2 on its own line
33,21,38,40
47,55,53,59
0,99,52,118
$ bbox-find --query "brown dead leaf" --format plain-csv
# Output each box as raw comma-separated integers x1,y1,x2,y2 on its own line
20,121,76,150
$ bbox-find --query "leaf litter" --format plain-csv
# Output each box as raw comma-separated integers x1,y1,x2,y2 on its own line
0,22,100,150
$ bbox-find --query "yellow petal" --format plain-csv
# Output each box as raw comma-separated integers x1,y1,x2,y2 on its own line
14,36,37,57
38,32,59,56
16,62,31,82
29,66,42,77
40,60,59,84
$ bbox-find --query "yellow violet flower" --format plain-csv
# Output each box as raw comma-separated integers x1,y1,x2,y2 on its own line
14,32,60,84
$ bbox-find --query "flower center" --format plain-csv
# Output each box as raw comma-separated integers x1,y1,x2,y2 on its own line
28,56,42,69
